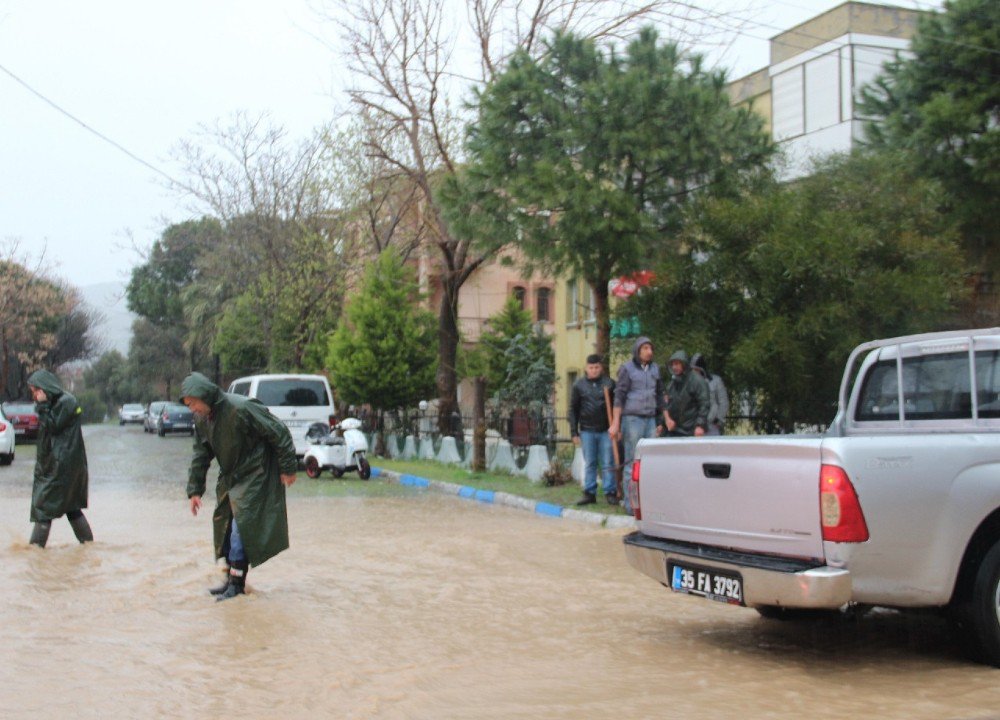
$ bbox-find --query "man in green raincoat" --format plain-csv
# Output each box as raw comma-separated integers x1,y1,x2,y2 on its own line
27,369,94,548
180,372,297,601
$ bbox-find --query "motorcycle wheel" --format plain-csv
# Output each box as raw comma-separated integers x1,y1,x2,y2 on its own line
304,456,322,479
358,456,371,480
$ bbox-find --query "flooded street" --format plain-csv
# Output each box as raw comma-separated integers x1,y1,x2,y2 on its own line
1,424,998,719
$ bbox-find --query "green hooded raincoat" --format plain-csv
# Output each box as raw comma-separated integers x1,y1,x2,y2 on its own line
181,372,297,567
28,369,89,522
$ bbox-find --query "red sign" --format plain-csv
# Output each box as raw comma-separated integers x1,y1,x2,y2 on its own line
609,270,655,298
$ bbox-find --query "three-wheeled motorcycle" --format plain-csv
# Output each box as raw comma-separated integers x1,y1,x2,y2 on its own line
302,418,371,480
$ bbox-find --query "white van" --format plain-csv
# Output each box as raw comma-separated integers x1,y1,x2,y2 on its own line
227,374,336,457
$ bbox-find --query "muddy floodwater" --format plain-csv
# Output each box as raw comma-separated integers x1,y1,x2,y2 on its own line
1,424,999,718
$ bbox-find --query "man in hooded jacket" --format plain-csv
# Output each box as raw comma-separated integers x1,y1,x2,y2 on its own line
664,350,710,437
180,372,297,601
26,369,94,548
609,337,669,515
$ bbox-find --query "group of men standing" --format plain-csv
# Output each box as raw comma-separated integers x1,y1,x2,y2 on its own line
568,336,729,515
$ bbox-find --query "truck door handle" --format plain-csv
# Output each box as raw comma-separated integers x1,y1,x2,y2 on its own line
703,463,731,479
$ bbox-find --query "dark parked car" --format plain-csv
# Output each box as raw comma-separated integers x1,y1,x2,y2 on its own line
143,401,169,433
2,401,40,441
156,402,195,437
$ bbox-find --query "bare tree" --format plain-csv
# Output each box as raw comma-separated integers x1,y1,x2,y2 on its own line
328,0,742,430
168,113,350,372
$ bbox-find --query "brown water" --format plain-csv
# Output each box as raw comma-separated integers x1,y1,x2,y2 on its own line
1,424,998,719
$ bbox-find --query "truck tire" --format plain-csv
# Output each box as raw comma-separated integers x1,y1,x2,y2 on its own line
955,540,1000,667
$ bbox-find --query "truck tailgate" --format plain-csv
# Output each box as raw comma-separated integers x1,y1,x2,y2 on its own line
635,436,826,562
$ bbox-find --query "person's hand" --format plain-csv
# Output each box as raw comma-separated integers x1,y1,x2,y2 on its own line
572,435,580,447
281,473,297,487
656,424,664,436
694,426,706,437
608,423,619,440
190,495,202,516
665,412,676,433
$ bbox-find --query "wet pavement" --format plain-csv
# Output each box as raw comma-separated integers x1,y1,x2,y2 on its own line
1,423,998,719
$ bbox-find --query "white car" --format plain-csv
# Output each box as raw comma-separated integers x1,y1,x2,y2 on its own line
119,403,146,425
0,405,15,465
228,374,336,458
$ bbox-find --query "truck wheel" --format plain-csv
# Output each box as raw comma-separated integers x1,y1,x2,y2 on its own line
954,540,1000,667
304,456,322,479
357,456,371,480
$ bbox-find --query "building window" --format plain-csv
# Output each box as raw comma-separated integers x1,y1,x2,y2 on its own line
536,287,551,322
567,280,579,324
512,285,526,309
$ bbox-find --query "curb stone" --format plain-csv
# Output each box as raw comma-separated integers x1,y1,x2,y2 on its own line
372,467,636,530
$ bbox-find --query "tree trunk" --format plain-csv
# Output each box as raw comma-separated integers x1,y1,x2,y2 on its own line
436,277,461,435
592,278,611,362
0,329,8,400
472,376,486,472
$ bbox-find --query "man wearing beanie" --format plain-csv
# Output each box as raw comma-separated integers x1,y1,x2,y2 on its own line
569,354,617,505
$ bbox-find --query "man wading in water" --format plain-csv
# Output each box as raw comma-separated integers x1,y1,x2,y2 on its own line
180,372,297,601
27,370,94,547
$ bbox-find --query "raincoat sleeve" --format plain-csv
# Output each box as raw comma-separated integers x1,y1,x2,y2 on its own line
242,403,298,476
694,375,711,430
186,432,215,498
38,396,81,435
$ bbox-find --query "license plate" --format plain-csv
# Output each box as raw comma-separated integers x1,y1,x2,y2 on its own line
284,420,305,428
669,561,744,605
15,428,24,434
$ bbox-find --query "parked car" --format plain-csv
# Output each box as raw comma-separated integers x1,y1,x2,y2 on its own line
156,402,195,437
119,403,146,425
623,328,1000,666
0,405,15,465
228,374,336,458
143,401,169,433
2,401,39,441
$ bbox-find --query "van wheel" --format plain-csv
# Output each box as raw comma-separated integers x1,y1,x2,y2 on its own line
953,539,1000,667
358,456,371,480
0,451,13,466
304,456,322,479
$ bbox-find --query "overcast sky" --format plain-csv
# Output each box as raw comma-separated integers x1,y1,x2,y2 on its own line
0,0,938,290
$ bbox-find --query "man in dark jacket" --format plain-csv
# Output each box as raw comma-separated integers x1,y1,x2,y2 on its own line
609,337,669,515
665,350,710,437
569,354,616,505
26,369,93,548
180,372,297,601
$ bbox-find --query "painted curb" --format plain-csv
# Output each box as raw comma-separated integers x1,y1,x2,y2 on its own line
372,467,636,530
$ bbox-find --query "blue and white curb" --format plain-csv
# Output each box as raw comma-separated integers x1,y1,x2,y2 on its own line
373,467,636,530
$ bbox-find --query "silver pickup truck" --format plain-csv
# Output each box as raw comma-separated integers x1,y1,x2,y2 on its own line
623,328,1000,666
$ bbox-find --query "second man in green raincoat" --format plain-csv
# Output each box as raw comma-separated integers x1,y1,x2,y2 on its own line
180,372,297,601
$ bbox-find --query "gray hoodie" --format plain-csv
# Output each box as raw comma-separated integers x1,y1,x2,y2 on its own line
613,336,664,418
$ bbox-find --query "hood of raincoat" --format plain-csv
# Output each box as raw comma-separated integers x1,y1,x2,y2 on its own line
179,372,224,406
669,349,690,368
632,336,654,363
27,369,64,399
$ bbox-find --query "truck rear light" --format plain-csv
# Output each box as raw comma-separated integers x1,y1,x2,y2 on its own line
630,459,642,521
820,464,869,542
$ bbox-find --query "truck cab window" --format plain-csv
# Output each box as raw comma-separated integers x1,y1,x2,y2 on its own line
901,352,971,420
856,360,899,421
975,350,1000,418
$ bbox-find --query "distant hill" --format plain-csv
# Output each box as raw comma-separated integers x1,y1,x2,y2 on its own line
79,282,134,357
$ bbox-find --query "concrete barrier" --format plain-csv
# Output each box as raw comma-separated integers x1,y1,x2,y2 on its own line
523,445,550,483
436,436,462,464
402,435,417,460
571,446,585,486
419,437,436,461
487,440,518,474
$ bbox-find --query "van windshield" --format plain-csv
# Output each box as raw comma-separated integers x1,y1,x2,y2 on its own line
256,380,329,407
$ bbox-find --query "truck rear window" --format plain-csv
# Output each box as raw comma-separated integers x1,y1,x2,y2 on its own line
901,352,971,420
256,380,329,407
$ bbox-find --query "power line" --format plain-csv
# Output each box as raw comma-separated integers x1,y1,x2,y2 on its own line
0,60,189,190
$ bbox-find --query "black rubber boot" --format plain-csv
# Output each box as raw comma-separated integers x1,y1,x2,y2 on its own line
208,576,231,595
30,521,51,548
216,561,247,602
67,512,94,543
575,492,597,506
